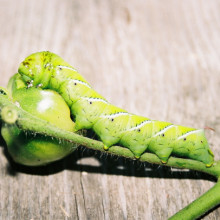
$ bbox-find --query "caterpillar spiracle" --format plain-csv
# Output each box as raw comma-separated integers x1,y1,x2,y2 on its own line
18,51,214,167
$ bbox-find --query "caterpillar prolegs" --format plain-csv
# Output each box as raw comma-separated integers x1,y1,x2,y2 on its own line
18,51,214,167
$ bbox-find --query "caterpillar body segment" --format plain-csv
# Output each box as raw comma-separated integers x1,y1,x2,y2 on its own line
18,51,214,167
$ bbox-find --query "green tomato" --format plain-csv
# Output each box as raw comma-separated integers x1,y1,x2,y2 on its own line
1,74,77,166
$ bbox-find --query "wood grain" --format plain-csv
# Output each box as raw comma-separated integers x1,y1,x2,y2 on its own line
0,0,220,219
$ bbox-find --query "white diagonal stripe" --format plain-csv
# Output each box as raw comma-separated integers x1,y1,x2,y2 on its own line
70,79,91,88
177,129,201,140
82,97,109,104
128,120,153,131
153,124,174,137
101,112,130,119
57,65,77,72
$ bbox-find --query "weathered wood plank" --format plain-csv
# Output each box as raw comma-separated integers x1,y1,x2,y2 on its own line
0,0,220,219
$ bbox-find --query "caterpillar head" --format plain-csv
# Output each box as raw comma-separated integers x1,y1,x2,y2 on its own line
18,51,57,88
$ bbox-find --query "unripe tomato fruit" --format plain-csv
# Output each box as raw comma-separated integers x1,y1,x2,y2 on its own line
1,74,77,166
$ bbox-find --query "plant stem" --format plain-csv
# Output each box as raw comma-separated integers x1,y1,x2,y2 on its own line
1,93,220,178
169,179,220,220
1,93,220,219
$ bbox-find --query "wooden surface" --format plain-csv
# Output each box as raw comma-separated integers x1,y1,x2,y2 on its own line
0,0,220,219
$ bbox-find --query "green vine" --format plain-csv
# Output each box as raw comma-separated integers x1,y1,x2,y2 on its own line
0,92,220,219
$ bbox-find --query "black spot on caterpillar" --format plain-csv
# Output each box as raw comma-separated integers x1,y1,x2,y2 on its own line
18,51,214,167
0,87,9,96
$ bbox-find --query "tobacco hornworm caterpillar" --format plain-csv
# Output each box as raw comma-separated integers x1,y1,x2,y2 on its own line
18,51,214,167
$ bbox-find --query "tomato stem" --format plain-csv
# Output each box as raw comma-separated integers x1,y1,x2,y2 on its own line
1,92,220,219
169,180,220,220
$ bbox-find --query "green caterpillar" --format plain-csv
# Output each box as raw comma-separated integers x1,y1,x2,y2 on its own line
18,51,214,167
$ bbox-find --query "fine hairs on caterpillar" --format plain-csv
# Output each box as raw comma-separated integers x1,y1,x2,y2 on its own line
18,51,214,167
